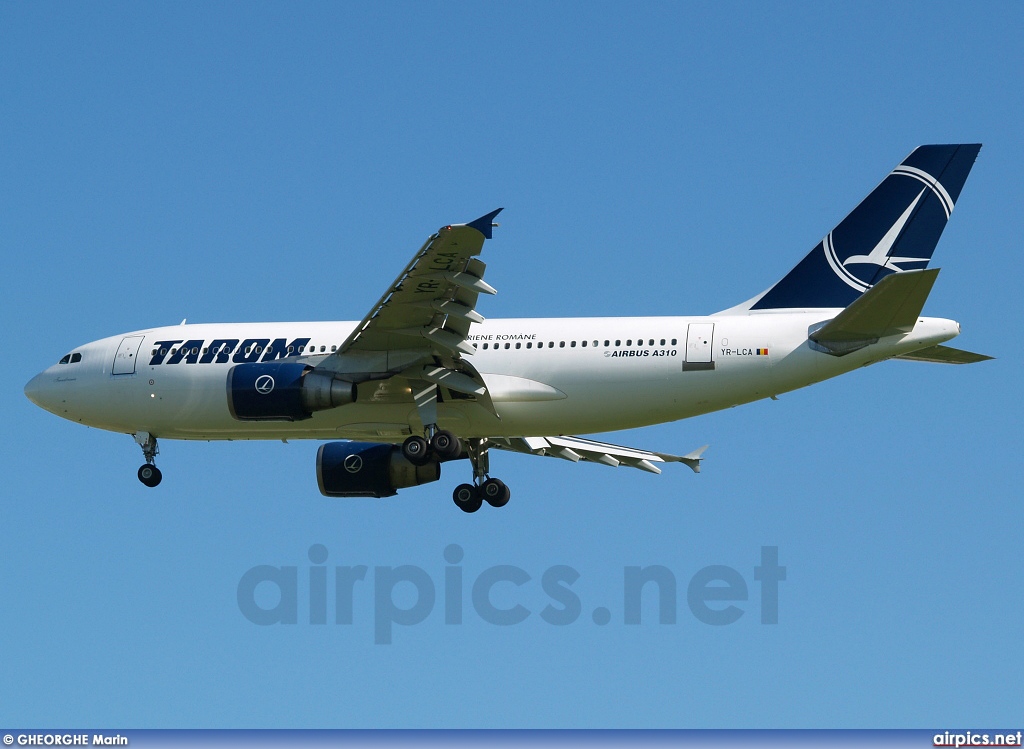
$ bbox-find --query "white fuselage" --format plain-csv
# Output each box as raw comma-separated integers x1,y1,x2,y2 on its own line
25,312,960,442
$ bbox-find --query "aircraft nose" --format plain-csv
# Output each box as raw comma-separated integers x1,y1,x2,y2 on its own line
24,372,44,406
24,371,59,413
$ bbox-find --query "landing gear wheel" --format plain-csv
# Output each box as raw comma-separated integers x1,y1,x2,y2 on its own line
138,464,162,488
402,435,430,465
480,477,510,508
430,430,462,461
453,483,482,513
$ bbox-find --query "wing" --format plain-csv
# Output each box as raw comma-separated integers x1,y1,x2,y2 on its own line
312,210,502,398
488,435,708,474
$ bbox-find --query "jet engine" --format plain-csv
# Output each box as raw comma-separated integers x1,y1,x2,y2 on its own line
226,362,354,421
316,441,441,498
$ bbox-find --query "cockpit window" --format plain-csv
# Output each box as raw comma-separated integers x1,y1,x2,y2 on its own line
59,354,71,364
70,353,82,363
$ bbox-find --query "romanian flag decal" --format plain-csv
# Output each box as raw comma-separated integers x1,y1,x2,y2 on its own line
757,348,769,356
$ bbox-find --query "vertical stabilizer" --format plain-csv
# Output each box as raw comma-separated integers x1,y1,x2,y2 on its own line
727,144,981,312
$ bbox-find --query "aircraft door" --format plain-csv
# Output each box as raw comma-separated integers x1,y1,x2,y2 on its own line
112,335,145,375
683,323,715,371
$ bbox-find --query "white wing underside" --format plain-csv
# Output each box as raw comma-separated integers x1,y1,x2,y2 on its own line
488,435,708,474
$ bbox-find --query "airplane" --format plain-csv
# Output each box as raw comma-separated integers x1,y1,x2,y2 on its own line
24,144,992,512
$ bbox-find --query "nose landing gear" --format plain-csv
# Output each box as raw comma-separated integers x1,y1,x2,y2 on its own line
134,432,162,487
138,463,162,487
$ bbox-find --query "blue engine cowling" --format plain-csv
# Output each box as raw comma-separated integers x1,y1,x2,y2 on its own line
317,441,441,498
227,362,355,421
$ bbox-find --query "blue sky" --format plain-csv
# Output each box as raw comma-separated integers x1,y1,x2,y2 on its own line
2,1,1021,728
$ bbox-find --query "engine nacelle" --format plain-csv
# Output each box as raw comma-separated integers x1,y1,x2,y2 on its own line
227,362,355,421
317,441,441,498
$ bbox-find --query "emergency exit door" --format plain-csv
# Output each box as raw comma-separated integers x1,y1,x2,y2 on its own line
683,323,715,371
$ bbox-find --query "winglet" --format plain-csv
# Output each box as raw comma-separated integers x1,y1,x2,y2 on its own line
465,208,504,239
680,445,709,473
656,444,709,474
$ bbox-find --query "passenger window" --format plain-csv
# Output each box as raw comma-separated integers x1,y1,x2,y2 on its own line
527,342,532,349
70,353,82,363
59,355,70,364
671,339,677,345
626,339,632,346
660,339,666,346
548,342,554,348
571,341,576,347
615,340,621,346
321,346,326,352
331,346,337,352
604,340,610,347
594,340,599,347
504,343,510,349
559,341,565,348
515,342,521,349
482,343,488,350
581,341,587,347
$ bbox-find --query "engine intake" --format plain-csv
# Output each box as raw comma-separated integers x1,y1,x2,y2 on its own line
227,362,355,421
317,442,441,498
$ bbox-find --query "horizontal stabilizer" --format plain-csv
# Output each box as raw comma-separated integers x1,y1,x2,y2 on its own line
895,344,993,364
809,269,939,355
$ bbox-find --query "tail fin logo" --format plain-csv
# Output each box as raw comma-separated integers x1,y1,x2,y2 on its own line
743,145,979,313
823,167,951,293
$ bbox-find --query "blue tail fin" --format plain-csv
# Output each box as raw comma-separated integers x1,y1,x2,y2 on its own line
741,144,981,311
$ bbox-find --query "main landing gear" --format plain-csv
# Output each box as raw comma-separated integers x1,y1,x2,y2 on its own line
453,477,510,513
406,380,510,512
401,428,462,463
134,432,162,488
401,430,511,513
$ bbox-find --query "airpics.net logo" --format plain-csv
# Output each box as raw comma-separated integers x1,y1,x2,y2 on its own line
237,544,786,644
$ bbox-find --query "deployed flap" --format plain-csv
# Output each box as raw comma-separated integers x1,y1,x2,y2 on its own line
895,344,993,364
488,435,708,474
809,268,939,355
